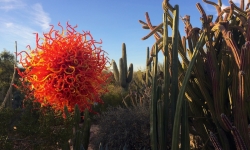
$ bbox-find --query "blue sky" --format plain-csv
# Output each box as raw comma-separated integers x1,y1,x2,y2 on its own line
0,0,244,70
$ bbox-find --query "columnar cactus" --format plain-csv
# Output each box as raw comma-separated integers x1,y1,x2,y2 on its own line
140,0,250,149
112,43,133,91
63,105,91,150
145,47,152,86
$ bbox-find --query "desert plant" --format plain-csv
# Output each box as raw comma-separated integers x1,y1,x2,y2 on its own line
112,43,133,91
92,74,124,113
92,105,151,150
62,104,91,150
139,0,250,149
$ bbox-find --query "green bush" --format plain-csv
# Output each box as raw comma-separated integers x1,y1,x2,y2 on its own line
92,73,128,114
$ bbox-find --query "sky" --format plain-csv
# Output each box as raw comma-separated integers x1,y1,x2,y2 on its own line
0,0,245,71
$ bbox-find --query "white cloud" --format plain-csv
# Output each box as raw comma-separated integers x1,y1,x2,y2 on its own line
5,22,13,27
0,0,25,11
0,5,14,11
0,0,51,54
203,0,248,19
30,3,51,30
0,19,38,49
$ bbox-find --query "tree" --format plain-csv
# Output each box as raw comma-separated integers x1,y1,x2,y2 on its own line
0,49,16,108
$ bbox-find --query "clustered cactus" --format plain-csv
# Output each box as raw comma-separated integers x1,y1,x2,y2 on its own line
112,43,133,91
63,104,91,150
139,0,250,149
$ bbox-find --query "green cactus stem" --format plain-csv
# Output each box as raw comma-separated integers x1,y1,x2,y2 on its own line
180,99,190,150
170,4,179,130
112,43,133,91
63,105,91,150
82,109,91,150
171,32,205,149
162,11,170,150
145,47,152,86
157,99,164,150
150,44,158,150
74,104,81,130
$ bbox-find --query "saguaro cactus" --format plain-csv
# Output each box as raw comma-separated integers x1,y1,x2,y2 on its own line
112,43,133,91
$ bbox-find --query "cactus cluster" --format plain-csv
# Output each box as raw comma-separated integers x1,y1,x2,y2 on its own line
63,105,91,150
139,0,250,149
112,43,133,91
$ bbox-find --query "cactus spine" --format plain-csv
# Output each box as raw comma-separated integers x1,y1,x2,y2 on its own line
112,43,133,91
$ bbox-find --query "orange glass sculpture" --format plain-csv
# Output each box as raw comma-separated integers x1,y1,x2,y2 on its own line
16,22,111,113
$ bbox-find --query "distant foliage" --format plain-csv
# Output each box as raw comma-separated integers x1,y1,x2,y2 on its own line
0,50,16,102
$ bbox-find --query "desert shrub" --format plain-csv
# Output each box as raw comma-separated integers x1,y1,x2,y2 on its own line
92,72,131,114
92,105,151,150
92,83,124,113
94,69,153,112
90,70,152,149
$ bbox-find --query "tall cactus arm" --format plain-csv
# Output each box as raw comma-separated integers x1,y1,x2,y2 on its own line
126,63,133,83
119,58,127,88
170,4,180,126
112,60,119,82
171,32,205,149
122,43,128,77
150,44,158,150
